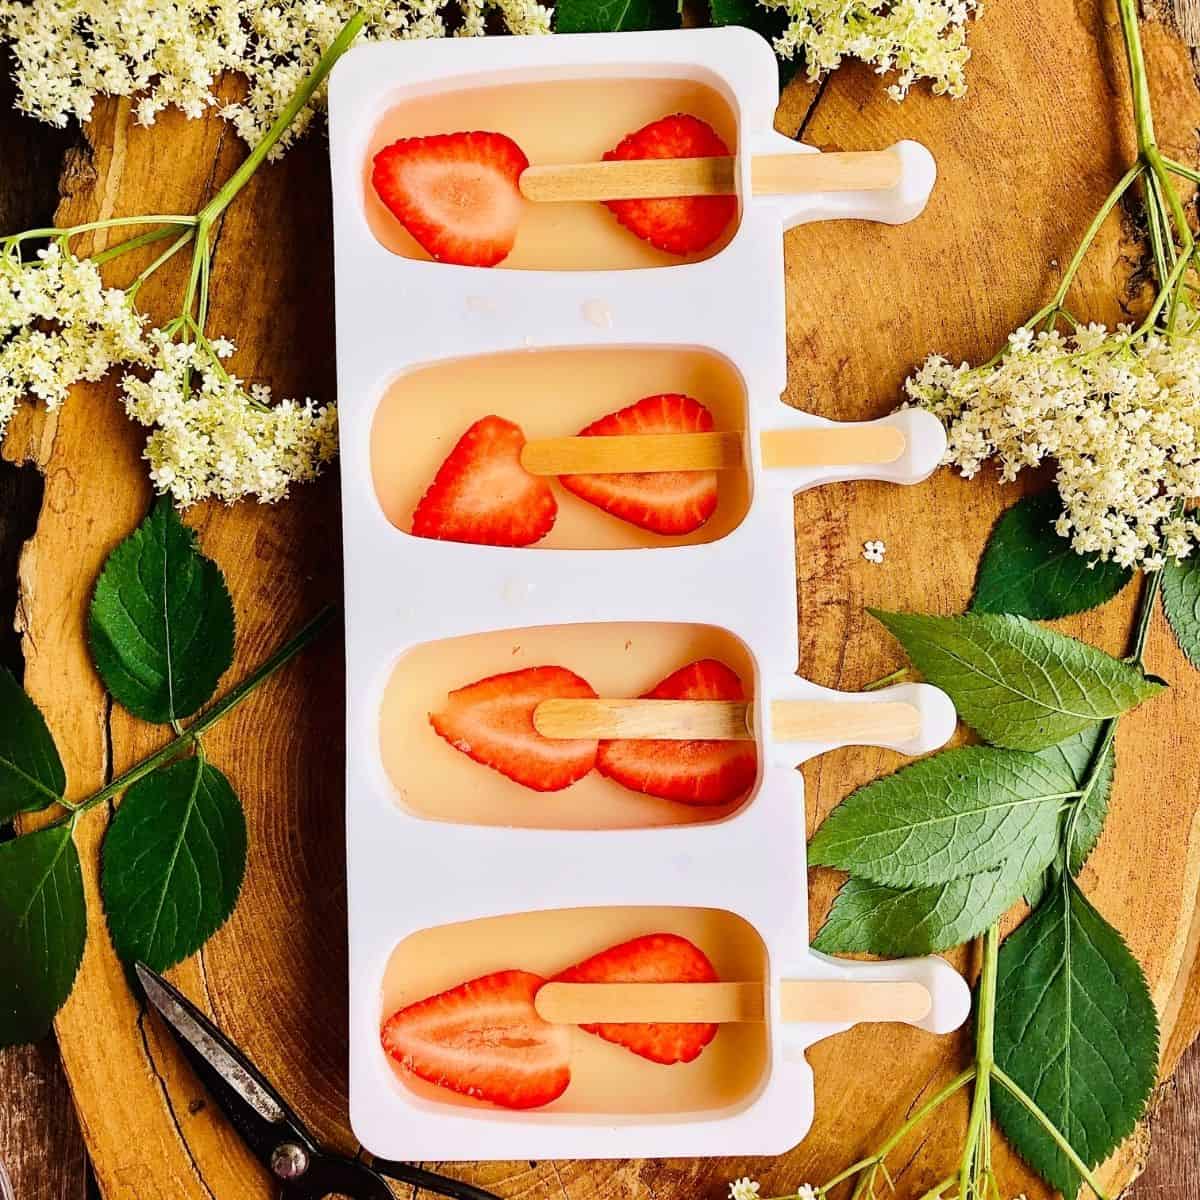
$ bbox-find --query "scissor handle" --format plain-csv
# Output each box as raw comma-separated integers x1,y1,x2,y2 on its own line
371,1159,502,1200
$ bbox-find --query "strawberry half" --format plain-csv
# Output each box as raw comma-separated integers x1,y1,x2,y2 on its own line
381,970,570,1110
558,394,719,535
597,659,758,806
430,665,598,791
553,933,719,1065
603,114,737,256
413,415,556,547
372,131,529,267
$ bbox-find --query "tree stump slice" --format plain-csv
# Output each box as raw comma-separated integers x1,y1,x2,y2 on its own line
7,3,1200,1198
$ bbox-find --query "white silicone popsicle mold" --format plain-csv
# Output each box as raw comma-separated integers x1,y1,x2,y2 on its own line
329,26,969,1161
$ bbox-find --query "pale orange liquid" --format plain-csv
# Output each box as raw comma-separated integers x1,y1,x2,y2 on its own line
370,346,751,550
380,906,768,1114
379,622,758,829
364,78,739,270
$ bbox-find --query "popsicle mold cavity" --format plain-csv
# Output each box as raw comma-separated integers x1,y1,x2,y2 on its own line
379,621,759,829
370,346,752,550
379,906,769,1116
363,76,740,270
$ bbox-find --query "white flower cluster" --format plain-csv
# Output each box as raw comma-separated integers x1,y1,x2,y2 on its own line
728,1180,818,1200
906,322,1200,569
0,244,146,434
767,0,976,100
0,0,551,155
121,332,339,505
0,244,338,506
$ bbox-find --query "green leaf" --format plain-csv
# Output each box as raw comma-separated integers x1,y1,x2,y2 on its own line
993,878,1158,1198
1024,727,1116,907
554,0,680,33
813,831,1052,956
808,746,1070,888
871,609,1163,750
972,492,1131,619
1162,555,1200,669
0,667,66,821
89,496,235,725
707,0,797,85
0,823,86,1046
101,756,246,971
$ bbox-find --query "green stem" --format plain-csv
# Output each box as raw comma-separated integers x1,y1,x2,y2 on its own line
863,666,910,692
128,230,196,295
90,226,181,267
959,925,998,1200
3,216,196,246
991,1067,1111,1200
197,10,367,226
813,1068,976,1196
1047,163,1143,313
57,606,334,826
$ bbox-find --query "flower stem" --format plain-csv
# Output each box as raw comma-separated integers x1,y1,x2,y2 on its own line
91,226,181,267
197,9,367,226
813,1067,976,1196
991,1066,1111,1199
959,924,998,1200
58,605,335,826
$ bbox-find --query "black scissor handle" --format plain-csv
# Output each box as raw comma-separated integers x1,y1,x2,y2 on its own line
371,1158,503,1200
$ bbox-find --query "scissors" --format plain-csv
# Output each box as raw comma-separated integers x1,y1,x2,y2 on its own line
135,962,502,1200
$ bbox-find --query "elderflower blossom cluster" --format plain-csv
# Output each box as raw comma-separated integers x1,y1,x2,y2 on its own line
0,245,338,506
0,0,551,156
906,322,1200,569
768,0,976,100
728,1181,818,1200
121,332,339,506
0,244,146,437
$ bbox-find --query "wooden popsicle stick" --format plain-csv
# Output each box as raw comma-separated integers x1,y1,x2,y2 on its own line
534,979,932,1025
518,150,902,203
532,698,921,744
518,425,904,476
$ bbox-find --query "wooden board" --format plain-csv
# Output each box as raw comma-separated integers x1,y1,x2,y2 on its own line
5,2,1200,1197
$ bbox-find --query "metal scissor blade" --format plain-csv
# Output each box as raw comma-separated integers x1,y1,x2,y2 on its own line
134,963,313,1167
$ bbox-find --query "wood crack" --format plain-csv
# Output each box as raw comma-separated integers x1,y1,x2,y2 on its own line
135,1007,220,1200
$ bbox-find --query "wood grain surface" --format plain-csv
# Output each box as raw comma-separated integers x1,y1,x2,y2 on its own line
2,2,1200,1199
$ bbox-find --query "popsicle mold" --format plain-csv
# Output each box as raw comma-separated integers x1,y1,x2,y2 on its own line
330,27,965,1161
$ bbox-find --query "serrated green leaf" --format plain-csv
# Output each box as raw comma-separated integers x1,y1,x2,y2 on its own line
972,492,1131,619
1024,727,1116,907
707,0,797,85
0,823,86,1046
1162,556,1200,669
808,746,1070,888
993,878,1158,1198
554,0,680,33
0,667,66,821
101,756,246,971
89,497,235,724
871,609,1163,750
813,831,1052,956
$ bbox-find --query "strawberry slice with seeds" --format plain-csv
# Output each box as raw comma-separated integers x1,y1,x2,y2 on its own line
413,415,556,547
603,114,737,256
381,969,570,1110
558,393,719,535
597,659,758,805
430,665,598,791
553,933,719,1064
372,131,529,267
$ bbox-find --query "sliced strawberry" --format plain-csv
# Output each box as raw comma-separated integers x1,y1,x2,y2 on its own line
372,131,529,267
381,969,570,1110
413,415,556,547
430,665,598,791
558,393,719,535
553,933,719,1064
597,659,758,806
603,114,737,256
